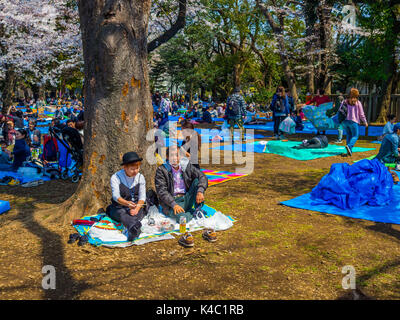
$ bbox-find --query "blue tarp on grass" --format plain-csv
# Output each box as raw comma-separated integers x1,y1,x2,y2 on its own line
282,160,400,224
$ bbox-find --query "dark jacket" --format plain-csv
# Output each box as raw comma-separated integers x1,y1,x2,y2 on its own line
12,139,30,170
155,158,208,213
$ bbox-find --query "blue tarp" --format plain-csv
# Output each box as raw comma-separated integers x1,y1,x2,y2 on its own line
0,200,10,214
281,159,400,224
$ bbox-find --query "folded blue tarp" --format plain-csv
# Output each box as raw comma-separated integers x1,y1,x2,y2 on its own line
281,159,400,224
0,200,10,215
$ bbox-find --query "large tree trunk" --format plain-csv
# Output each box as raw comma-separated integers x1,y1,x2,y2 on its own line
53,0,154,224
316,3,333,92
304,0,318,94
2,67,16,114
376,2,400,123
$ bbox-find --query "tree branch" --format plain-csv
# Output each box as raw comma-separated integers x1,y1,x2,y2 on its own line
147,0,187,53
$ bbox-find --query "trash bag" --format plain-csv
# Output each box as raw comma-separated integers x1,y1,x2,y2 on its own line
310,159,394,210
279,116,296,134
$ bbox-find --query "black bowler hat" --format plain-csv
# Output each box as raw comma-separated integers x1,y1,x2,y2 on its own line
121,151,143,165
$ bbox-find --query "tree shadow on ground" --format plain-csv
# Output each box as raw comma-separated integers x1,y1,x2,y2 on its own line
16,201,90,299
365,222,400,242
336,259,400,300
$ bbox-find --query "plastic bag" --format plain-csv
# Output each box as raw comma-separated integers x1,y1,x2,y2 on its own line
279,116,296,134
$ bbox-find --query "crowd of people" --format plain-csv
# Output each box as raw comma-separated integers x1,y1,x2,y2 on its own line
0,97,85,173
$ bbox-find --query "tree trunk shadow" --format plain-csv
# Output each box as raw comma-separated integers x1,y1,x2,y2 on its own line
17,201,90,299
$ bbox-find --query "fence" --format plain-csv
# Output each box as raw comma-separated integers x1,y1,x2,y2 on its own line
329,94,400,124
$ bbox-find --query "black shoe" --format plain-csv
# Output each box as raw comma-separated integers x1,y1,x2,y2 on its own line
77,235,88,246
345,145,352,156
67,233,80,244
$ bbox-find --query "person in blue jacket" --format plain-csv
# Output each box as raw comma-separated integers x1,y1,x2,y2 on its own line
376,123,400,165
12,129,31,171
270,86,290,139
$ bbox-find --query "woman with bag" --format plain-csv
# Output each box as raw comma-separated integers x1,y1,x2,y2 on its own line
270,86,290,140
339,88,368,157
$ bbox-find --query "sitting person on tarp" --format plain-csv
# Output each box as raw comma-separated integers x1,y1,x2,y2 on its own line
106,152,148,241
0,140,12,170
293,135,329,149
12,129,31,171
375,123,400,165
378,114,396,141
291,110,304,131
155,145,208,223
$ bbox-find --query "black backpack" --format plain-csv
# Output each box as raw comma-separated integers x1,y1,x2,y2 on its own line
227,95,240,116
338,101,348,123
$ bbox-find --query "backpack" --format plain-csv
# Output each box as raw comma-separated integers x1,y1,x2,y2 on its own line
227,95,241,117
338,101,348,123
42,136,58,162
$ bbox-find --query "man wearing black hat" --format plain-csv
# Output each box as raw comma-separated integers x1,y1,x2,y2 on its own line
106,151,147,241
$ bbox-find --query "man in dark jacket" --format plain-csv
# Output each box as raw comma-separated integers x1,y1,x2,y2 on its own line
155,145,208,223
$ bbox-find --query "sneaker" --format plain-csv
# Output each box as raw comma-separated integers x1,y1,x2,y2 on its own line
178,232,194,247
345,145,352,156
8,179,20,186
202,229,217,242
396,164,400,171
334,139,343,144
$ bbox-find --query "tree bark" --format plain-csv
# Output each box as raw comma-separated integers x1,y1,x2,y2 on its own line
1,66,16,114
376,1,400,123
53,0,154,224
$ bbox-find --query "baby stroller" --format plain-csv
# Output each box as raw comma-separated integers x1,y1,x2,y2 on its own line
49,126,83,183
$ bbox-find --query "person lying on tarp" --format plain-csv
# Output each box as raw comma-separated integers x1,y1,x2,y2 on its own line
293,135,329,149
106,152,148,241
155,145,208,224
375,123,400,165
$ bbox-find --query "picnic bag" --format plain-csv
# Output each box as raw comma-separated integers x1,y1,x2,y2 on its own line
279,116,296,134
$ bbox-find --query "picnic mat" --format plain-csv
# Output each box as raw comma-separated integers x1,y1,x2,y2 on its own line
0,200,10,215
211,141,270,153
202,169,249,186
0,169,52,185
263,140,375,160
354,155,396,168
281,171,400,225
72,204,235,248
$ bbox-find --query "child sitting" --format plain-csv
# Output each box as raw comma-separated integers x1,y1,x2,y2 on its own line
106,152,147,241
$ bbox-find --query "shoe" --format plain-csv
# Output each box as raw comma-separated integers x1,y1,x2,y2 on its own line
202,229,217,242
395,164,400,171
21,180,39,187
77,235,89,246
334,140,343,144
8,179,20,186
345,145,352,156
178,232,194,247
68,233,80,244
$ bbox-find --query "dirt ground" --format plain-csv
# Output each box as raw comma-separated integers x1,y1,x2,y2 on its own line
0,130,399,300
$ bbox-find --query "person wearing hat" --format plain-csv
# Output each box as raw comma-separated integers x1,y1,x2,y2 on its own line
106,151,147,241
375,123,400,165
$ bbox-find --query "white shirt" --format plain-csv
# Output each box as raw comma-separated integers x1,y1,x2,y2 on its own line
110,170,146,202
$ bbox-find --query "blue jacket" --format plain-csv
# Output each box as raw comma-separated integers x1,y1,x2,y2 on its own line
12,139,30,170
376,133,399,163
270,94,290,116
